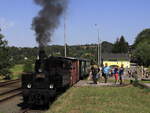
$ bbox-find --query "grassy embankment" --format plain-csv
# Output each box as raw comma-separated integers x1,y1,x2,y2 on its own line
140,80,150,84
10,64,24,79
0,64,34,81
10,63,34,79
0,64,24,81
47,85,150,113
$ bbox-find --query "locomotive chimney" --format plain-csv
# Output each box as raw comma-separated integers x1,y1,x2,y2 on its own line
39,48,47,60
35,48,47,73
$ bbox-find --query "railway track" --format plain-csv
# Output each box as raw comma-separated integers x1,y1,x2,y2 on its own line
0,79,45,113
19,109,45,113
0,88,21,103
0,91,21,103
0,79,21,103
19,109,29,113
0,79,20,87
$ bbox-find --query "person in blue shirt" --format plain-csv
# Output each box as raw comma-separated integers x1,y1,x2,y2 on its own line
103,63,110,83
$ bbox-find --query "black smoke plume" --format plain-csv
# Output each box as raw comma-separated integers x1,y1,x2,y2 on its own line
32,0,68,48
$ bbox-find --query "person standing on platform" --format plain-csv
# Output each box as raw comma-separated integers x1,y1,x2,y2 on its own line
103,63,110,83
96,67,101,83
114,66,119,84
119,64,124,85
91,66,98,84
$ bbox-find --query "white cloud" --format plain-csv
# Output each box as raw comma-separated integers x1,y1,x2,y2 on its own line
0,17,15,30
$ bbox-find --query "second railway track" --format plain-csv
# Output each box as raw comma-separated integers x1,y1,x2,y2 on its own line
18,109,45,113
0,79,20,87
0,79,21,103
0,90,22,103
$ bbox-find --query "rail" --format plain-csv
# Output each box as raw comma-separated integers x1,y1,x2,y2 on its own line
0,90,21,103
0,79,20,87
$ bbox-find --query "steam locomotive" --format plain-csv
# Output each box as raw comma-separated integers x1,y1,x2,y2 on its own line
21,50,90,107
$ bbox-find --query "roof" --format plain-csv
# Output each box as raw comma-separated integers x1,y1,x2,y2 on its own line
48,56,90,62
102,53,130,61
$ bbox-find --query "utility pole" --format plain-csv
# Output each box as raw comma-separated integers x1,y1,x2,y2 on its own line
100,38,102,66
97,29,100,66
95,24,102,66
64,13,67,57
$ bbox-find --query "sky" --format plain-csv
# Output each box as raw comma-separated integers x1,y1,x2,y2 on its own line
0,0,150,47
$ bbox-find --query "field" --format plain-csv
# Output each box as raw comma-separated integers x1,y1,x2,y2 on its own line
47,86,150,113
0,64,24,81
10,63,34,79
10,64,24,79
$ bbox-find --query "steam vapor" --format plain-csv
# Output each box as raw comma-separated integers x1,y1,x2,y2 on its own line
32,0,68,48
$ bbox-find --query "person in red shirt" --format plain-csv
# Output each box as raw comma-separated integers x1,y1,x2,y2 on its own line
114,66,119,84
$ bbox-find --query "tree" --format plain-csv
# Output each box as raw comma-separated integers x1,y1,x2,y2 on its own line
112,36,129,53
101,41,113,53
133,29,150,66
134,28,150,47
0,29,12,79
133,41,150,66
112,38,120,53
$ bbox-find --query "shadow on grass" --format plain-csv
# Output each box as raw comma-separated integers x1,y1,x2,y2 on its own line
132,81,150,93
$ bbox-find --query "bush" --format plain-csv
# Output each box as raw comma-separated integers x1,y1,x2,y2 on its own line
0,29,13,79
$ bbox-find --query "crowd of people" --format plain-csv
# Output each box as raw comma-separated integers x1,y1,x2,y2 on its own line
88,63,125,85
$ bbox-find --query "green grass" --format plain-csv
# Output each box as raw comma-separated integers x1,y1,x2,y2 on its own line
47,86,150,113
10,64,24,79
141,80,150,84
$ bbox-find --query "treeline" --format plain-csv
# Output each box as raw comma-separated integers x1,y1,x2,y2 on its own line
5,38,129,67
0,28,150,79
7,41,116,65
7,29,149,67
